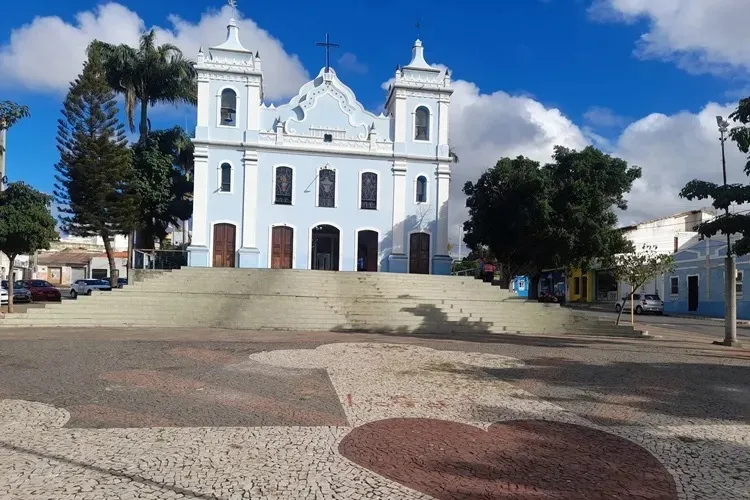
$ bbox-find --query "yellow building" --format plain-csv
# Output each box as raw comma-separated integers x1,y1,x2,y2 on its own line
567,268,595,303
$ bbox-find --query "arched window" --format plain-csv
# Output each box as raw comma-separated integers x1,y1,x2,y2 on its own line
220,163,231,192
415,106,430,141
361,172,378,210
275,166,293,205
318,168,336,208
415,175,427,203
220,88,237,126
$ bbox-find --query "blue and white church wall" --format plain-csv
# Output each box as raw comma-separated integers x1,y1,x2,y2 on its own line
663,236,750,319
187,17,454,274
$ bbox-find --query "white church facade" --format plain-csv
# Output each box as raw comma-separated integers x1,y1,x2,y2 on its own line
188,19,454,274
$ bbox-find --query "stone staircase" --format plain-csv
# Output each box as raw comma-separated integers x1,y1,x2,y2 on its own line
0,269,644,337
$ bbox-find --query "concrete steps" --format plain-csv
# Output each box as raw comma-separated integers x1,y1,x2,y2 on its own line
0,268,644,337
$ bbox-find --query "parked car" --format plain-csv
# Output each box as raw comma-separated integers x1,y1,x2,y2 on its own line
19,280,62,302
117,277,128,288
614,293,664,315
1,280,33,303
70,279,112,299
0,287,7,305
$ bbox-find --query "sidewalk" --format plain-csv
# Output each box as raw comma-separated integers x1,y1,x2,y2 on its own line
565,301,750,325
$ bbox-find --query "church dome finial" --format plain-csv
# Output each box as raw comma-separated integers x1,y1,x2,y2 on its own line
407,39,431,69
213,15,250,52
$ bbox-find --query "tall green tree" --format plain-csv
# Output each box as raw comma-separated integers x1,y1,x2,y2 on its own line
0,182,58,313
89,31,196,142
53,52,140,287
681,95,750,254
0,101,30,154
131,126,193,246
463,146,640,296
89,31,196,250
463,156,551,287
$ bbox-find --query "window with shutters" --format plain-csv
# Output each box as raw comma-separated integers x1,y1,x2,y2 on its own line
318,168,336,207
220,163,231,192
415,175,427,203
360,172,378,210
670,276,679,295
275,166,293,205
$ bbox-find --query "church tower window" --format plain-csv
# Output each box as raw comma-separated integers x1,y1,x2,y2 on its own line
415,106,430,141
318,168,336,208
415,175,427,203
360,172,378,210
220,89,237,126
275,166,293,205
220,163,232,192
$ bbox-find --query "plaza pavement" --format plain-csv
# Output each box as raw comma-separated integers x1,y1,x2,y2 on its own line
0,327,747,499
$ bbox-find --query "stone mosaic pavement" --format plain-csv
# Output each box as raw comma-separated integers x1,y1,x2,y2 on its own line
0,330,747,499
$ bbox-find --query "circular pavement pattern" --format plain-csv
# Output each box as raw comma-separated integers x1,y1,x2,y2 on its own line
339,418,679,500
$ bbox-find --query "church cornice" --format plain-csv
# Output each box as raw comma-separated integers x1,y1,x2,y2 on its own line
192,137,453,164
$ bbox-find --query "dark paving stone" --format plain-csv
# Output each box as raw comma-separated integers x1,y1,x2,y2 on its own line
339,418,679,500
0,339,346,428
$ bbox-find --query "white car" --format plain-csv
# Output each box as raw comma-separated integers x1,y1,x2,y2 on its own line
70,279,112,299
0,288,7,305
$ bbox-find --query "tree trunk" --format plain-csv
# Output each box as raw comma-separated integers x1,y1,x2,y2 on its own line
615,297,627,326
127,230,134,283
528,273,541,301
139,100,149,143
102,236,118,288
7,254,15,314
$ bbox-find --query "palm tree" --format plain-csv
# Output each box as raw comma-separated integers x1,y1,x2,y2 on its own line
88,31,196,143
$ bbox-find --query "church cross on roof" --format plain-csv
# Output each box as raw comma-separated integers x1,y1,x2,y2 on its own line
316,33,339,73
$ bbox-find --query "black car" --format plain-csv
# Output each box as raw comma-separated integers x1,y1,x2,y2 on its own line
1,280,33,303
117,277,128,288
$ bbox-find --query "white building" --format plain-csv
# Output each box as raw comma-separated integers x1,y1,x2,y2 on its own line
610,210,714,299
187,18,454,274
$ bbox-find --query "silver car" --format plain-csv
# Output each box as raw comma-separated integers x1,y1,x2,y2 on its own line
615,293,664,315
70,279,112,299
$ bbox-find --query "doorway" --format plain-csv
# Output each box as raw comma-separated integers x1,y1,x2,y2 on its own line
688,275,699,312
271,226,293,269
213,223,237,268
357,230,378,272
409,232,430,274
311,225,340,271
581,276,588,300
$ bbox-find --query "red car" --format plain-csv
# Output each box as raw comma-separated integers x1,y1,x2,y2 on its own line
20,280,62,302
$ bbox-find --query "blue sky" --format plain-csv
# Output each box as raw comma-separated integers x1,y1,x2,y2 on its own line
1,0,749,227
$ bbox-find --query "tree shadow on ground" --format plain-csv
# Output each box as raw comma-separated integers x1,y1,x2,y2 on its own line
0,440,223,500
432,355,750,424
332,303,642,349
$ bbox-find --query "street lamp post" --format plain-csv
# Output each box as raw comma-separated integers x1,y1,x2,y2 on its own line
715,116,740,346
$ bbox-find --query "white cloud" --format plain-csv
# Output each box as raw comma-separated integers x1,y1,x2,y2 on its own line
612,102,747,224
443,80,747,236
0,3,308,101
583,106,628,128
337,52,368,74
589,0,750,76
445,78,590,242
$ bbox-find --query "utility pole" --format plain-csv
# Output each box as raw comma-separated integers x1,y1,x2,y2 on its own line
0,125,6,192
457,224,462,260
715,116,740,346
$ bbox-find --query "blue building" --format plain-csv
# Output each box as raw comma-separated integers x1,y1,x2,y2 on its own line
664,237,750,318
187,18,454,274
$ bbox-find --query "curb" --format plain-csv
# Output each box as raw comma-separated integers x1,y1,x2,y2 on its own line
564,303,750,325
